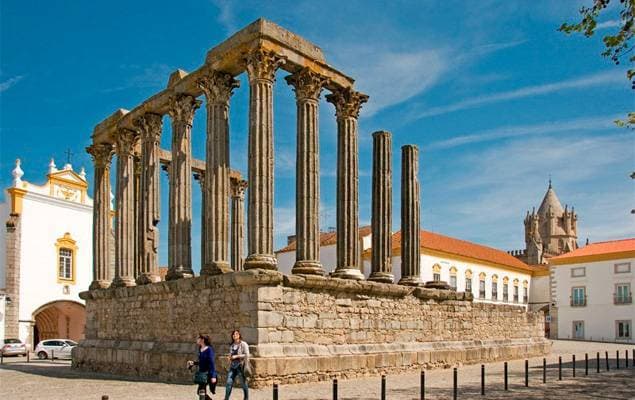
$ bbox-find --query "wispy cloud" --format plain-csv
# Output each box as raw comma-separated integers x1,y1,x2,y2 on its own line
211,0,237,35
102,64,173,93
596,19,622,30
0,75,24,93
429,114,621,150
408,70,623,121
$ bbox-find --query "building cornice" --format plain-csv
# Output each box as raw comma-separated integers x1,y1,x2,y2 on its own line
22,191,93,213
549,251,635,266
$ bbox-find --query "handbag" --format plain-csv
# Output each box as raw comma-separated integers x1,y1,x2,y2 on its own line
193,370,208,385
242,359,253,378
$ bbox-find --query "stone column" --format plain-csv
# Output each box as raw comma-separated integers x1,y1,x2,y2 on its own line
135,113,162,284
243,48,285,271
86,143,114,289
231,178,248,271
198,71,239,275
166,94,201,280
133,156,141,280
369,131,394,283
286,68,328,275
398,145,422,286
112,129,138,288
326,88,368,280
194,171,206,271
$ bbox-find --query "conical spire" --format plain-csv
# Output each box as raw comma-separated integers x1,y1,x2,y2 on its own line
537,181,564,217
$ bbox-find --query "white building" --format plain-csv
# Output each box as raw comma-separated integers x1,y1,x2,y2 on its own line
549,238,634,342
277,227,543,311
0,159,93,347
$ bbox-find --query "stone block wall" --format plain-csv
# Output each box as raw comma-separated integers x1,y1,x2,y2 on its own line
73,269,550,387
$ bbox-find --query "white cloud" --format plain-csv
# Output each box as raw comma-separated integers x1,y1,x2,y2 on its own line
0,75,24,93
429,114,620,150
596,20,622,30
103,64,174,93
408,70,624,121
210,0,237,35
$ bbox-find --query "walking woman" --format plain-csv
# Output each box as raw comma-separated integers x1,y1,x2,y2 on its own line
188,334,217,400
224,329,249,400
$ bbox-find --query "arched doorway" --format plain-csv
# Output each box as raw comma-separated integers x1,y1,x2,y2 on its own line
32,301,85,347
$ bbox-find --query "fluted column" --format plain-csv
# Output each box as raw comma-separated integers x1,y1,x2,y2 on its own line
133,157,141,279
135,113,162,284
286,68,328,275
326,88,368,280
231,179,248,271
87,143,114,290
243,48,285,271
166,94,201,280
198,71,240,275
195,171,206,270
112,129,138,288
369,131,394,283
399,145,422,286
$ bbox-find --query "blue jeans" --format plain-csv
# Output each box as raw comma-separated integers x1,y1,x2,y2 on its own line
224,366,248,399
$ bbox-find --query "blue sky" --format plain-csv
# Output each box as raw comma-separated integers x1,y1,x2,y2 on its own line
1,0,633,270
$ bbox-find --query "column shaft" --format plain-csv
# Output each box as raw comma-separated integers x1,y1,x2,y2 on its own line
369,131,394,283
326,88,368,280
286,68,327,275
231,179,248,271
243,49,285,271
198,72,239,275
112,130,138,287
166,94,201,280
135,113,162,284
399,145,422,286
87,143,114,289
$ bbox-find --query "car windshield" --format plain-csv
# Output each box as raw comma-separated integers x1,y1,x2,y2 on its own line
4,339,21,344
65,340,77,346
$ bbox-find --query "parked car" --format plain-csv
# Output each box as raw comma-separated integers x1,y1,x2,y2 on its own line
1,338,27,356
34,339,77,359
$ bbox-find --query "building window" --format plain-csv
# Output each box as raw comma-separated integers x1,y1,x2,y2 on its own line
513,285,519,303
614,283,632,305
523,286,528,304
59,248,73,279
616,320,631,340
465,278,472,293
449,275,457,289
615,263,631,274
55,233,77,283
479,279,486,299
503,284,509,301
571,267,586,277
491,282,498,300
433,273,441,281
572,321,585,339
571,287,586,307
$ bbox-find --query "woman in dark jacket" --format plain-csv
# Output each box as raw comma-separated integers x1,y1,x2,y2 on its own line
188,334,217,400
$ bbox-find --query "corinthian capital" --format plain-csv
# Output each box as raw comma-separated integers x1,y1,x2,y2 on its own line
285,68,329,101
326,87,369,119
168,94,202,125
231,179,248,199
114,128,138,156
198,71,240,105
244,48,286,83
134,113,163,143
86,143,114,168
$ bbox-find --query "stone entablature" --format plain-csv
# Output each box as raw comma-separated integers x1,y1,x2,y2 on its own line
74,270,549,387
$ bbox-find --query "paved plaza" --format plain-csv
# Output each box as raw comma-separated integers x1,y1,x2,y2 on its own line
1,340,634,399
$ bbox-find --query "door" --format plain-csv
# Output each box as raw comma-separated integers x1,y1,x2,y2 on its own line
573,321,584,339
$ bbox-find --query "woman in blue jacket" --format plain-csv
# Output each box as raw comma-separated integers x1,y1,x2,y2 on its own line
188,334,217,400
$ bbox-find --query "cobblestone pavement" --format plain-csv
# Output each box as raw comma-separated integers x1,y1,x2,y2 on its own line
1,340,633,400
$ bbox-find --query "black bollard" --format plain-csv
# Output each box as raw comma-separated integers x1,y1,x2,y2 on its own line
273,383,279,400
333,378,338,400
558,356,562,380
420,370,425,400
453,367,458,400
504,362,508,391
616,350,620,369
573,354,576,377
525,360,529,387
585,353,588,376
597,352,600,373
605,351,609,371
26,350,30,363
542,358,546,383
381,374,386,400
481,364,485,396
626,349,629,368
1,352,3,365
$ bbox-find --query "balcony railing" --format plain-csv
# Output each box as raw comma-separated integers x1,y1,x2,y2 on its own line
614,294,633,305
570,296,587,307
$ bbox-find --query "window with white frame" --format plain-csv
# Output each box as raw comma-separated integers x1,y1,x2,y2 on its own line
58,248,73,280
616,320,631,340
479,279,486,299
491,282,498,300
614,283,632,304
433,272,441,281
449,275,457,289
513,285,519,303
615,262,631,274
571,286,586,307
523,286,528,304
503,284,509,301
465,278,472,293
571,267,586,277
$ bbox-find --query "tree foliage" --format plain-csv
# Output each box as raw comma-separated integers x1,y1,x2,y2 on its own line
559,0,634,127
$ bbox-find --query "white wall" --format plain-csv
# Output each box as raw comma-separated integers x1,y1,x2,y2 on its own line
554,257,634,342
0,197,9,290
276,244,338,276
529,275,550,309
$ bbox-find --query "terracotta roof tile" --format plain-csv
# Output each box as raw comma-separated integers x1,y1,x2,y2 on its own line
276,226,372,253
550,238,635,260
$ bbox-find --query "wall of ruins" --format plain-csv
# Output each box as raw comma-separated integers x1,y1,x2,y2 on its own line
73,270,549,387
